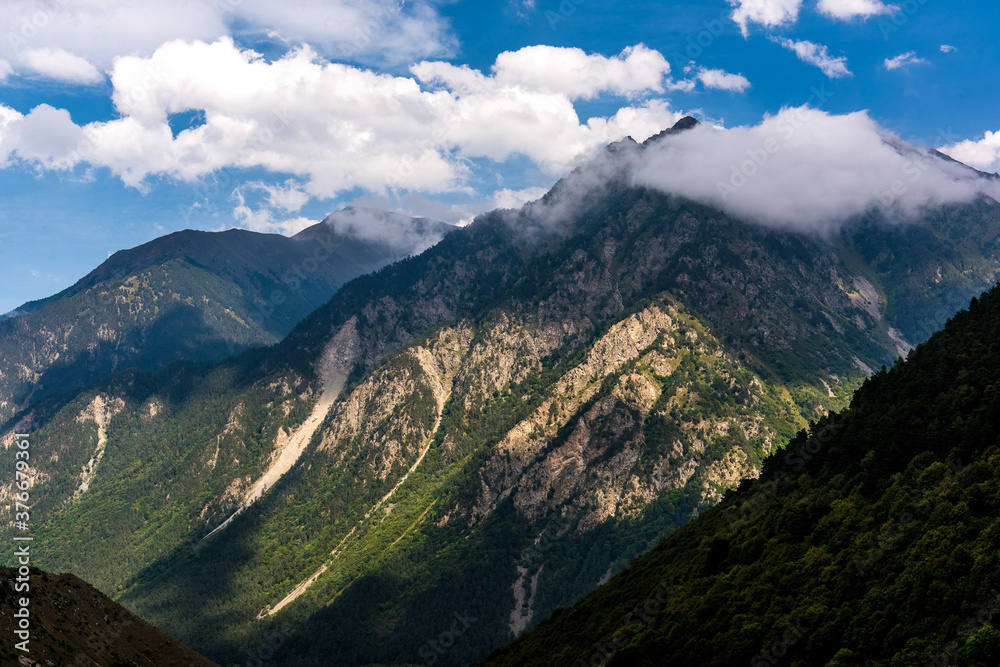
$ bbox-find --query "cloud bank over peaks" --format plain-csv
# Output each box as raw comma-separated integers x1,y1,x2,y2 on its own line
627,107,1000,233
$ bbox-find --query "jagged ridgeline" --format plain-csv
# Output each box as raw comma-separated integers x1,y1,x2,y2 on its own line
480,284,1000,667
1,120,999,666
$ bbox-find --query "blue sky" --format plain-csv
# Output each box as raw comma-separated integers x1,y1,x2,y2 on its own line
1,0,998,313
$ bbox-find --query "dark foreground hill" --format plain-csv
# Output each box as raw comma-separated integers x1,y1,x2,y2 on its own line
480,284,1000,666
0,567,218,666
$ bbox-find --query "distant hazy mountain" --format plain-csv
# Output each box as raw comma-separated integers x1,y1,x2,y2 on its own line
0,210,452,423
3,118,998,666
480,284,1000,667
0,567,218,666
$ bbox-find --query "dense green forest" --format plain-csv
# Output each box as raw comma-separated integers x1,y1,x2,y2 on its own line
481,284,1000,666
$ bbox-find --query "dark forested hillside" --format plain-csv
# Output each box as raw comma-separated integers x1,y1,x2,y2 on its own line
481,284,1000,667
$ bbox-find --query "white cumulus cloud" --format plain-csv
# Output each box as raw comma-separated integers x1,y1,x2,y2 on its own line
694,67,751,92
487,44,672,99
231,186,317,236
0,104,23,166
0,39,683,206
816,0,896,20
774,38,852,78
727,0,803,36
940,130,1000,173
940,44,957,53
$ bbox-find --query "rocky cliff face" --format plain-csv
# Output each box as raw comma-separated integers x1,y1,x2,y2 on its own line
479,283,1000,667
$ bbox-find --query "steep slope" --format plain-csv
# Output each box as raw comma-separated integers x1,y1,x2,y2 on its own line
3,119,1000,666
0,211,451,423
480,284,1000,667
0,567,218,666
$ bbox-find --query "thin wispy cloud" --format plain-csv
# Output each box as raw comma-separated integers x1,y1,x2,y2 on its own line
773,37,852,78
694,67,752,93
20,48,103,84
0,0,457,76
884,52,927,70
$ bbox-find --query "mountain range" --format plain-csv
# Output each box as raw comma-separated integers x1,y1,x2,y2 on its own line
0,207,451,423
1,117,998,666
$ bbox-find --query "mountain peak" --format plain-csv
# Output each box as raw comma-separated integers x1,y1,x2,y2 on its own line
642,115,700,146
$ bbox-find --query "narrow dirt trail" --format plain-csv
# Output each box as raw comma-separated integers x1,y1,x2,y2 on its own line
261,409,445,617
